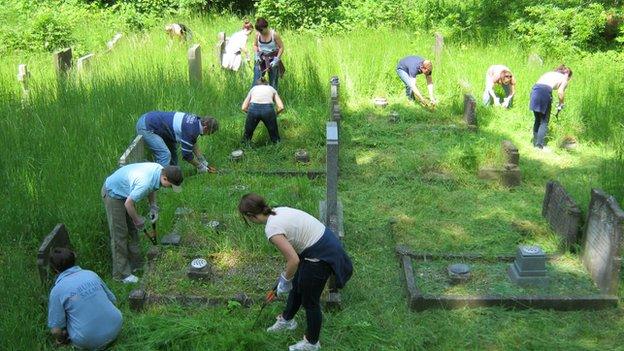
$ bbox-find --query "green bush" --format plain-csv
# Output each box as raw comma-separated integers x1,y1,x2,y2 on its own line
255,0,342,30
29,9,75,52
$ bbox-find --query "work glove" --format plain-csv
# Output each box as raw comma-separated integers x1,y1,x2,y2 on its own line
557,103,565,111
149,204,159,224
254,52,261,64
276,272,292,296
502,97,511,108
270,56,280,68
134,217,146,231
198,163,209,173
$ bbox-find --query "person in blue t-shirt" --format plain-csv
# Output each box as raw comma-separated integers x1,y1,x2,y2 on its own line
48,248,122,350
136,111,219,173
396,56,437,106
102,163,183,283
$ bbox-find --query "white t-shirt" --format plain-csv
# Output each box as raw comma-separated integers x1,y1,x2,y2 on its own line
536,71,567,90
225,30,249,55
247,85,277,104
265,207,325,254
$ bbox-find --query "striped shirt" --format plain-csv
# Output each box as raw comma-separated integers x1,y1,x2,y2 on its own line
142,111,202,162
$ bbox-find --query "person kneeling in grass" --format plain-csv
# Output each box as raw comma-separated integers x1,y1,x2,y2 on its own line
239,193,353,351
396,55,437,106
529,65,572,151
136,111,219,173
102,163,183,283
241,78,285,144
48,248,122,350
482,65,516,108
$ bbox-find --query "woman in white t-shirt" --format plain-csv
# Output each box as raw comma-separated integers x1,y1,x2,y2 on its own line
238,193,353,351
241,78,285,144
222,20,253,71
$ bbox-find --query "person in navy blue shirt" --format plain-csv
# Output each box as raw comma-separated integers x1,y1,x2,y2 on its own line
136,111,219,173
396,56,437,106
47,248,122,350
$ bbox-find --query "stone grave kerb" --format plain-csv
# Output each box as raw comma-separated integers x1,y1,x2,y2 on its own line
582,188,624,295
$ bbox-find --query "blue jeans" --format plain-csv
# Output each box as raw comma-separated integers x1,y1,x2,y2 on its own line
243,103,280,143
533,111,550,148
253,63,279,89
396,68,415,101
136,115,177,166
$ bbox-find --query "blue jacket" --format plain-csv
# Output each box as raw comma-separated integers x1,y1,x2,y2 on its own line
299,228,353,289
143,111,202,162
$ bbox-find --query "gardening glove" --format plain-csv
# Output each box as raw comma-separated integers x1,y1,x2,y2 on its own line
254,52,261,64
557,103,565,111
270,56,280,68
149,204,159,224
134,217,146,231
276,272,292,296
197,163,209,173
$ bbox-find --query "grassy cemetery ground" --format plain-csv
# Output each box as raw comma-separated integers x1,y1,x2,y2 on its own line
1,16,624,350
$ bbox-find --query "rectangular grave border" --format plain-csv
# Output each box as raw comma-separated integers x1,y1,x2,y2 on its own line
396,245,618,311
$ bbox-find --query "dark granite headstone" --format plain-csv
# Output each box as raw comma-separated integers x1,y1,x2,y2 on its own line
53,48,72,76
463,94,477,130
582,189,624,294
542,181,582,248
37,224,71,285
188,44,202,86
129,289,146,311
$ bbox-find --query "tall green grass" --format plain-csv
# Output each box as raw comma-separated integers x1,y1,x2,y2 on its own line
1,17,623,350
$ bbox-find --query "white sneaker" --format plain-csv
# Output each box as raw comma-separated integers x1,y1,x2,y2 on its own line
122,274,139,284
289,336,320,351
266,315,297,332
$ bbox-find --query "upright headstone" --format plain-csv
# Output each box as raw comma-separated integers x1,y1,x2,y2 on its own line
188,44,202,86
106,33,123,50
54,48,72,77
582,189,624,294
216,32,226,66
76,53,95,72
501,140,519,166
325,122,339,234
434,32,444,61
118,135,146,167
528,53,543,66
542,181,582,248
463,94,477,130
37,224,71,285
17,64,30,102
330,76,339,104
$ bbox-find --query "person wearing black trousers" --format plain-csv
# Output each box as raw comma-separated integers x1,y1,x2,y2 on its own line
238,193,353,351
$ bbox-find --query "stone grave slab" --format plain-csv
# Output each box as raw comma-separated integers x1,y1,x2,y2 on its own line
542,181,582,248
118,134,146,166
582,188,624,294
37,224,71,285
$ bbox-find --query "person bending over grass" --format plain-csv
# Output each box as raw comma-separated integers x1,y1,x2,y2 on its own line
48,248,122,350
241,78,285,144
396,55,437,106
102,163,183,283
529,65,572,151
252,17,285,89
136,111,219,173
238,193,353,351
222,20,254,71
482,65,516,108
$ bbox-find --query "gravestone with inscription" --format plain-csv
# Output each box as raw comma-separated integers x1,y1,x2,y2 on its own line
542,181,582,248
582,189,624,295
37,224,72,285
188,44,202,86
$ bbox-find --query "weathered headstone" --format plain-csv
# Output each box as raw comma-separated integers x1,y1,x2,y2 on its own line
17,64,30,102
508,245,548,286
129,289,147,311
295,149,310,163
106,33,123,50
37,224,71,285
324,121,340,236
188,44,202,86
582,189,624,295
463,94,477,130
501,140,519,166
542,181,582,248
76,53,95,72
118,134,146,167
216,32,226,66
53,48,72,77
434,32,444,60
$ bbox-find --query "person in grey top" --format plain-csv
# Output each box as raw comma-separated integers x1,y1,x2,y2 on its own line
396,55,437,106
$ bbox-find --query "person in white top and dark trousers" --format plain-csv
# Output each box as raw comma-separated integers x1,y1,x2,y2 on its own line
241,78,285,144
238,193,353,351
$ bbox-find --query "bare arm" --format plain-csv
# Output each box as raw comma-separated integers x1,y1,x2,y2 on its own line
274,92,284,114
274,32,284,58
557,80,568,104
270,234,299,280
241,92,252,112
124,198,142,224
252,35,259,54
426,74,435,101
189,144,202,167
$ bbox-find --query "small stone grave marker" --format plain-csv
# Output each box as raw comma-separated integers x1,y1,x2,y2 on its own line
373,97,388,108
17,64,30,102
77,53,95,72
188,44,202,86
508,245,548,287
161,233,181,246
295,149,310,163
434,32,444,60
582,189,624,294
187,257,212,280
106,33,123,50
542,180,582,248
463,94,477,130
216,32,226,65
501,140,519,166
388,111,400,124
37,224,71,285
447,263,470,284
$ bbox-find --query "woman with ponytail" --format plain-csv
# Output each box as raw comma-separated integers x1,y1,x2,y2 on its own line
238,193,352,351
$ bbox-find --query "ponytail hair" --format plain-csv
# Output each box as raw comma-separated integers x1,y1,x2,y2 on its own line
238,193,276,222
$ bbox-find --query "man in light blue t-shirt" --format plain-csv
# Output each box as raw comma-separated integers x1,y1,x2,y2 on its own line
48,248,122,350
102,162,183,283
